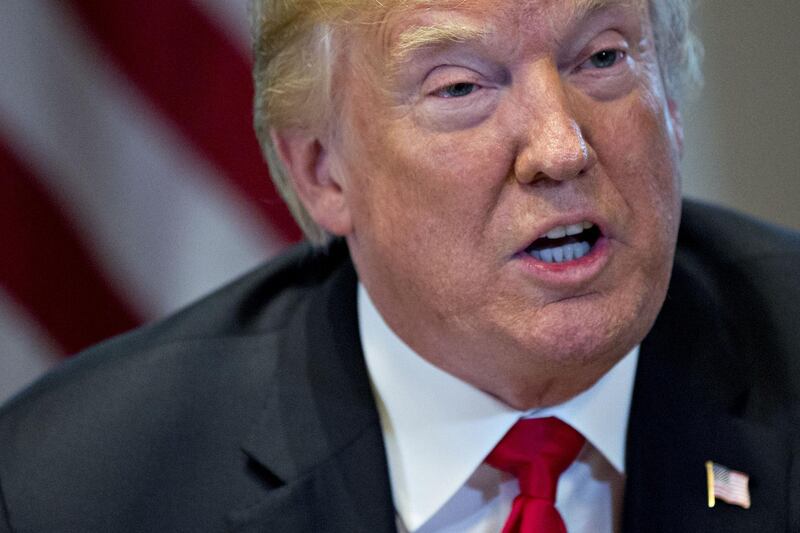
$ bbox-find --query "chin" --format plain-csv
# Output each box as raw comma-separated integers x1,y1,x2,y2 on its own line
514,287,664,369
525,327,632,376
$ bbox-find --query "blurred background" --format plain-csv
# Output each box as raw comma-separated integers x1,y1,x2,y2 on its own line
681,0,800,230
2,1,799,403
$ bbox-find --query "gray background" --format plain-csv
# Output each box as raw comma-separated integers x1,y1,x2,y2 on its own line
682,1,800,230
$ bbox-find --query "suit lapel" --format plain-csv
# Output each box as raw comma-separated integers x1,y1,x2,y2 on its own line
227,245,396,532
623,253,793,532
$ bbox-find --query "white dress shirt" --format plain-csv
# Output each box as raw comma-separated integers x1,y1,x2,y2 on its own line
358,284,639,533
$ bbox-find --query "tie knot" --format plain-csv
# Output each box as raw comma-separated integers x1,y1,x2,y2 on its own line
486,417,585,501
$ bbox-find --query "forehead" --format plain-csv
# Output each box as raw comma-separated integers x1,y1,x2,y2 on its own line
362,0,644,61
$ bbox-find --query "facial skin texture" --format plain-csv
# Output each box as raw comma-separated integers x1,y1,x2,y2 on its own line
275,0,684,409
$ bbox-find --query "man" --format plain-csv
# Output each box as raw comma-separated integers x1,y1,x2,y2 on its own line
0,0,798,531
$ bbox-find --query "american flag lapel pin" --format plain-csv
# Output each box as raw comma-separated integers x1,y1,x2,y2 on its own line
705,460,751,509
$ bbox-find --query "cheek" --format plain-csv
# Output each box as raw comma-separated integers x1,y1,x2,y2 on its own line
634,106,681,228
344,124,518,314
601,90,681,214
361,123,512,242
585,91,681,292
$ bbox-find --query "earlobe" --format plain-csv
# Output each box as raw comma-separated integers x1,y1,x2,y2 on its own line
270,128,353,236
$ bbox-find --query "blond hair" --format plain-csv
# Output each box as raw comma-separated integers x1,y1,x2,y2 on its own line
251,0,702,244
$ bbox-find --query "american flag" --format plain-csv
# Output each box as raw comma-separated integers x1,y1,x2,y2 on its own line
0,1,300,403
706,461,751,510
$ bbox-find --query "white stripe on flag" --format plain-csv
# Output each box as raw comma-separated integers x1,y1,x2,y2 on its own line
711,462,751,509
0,0,280,317
0,289,62,404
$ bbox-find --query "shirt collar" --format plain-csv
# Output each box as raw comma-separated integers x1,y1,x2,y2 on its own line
358,283,639,531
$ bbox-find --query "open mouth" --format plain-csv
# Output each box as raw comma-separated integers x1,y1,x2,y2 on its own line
525,221,602,264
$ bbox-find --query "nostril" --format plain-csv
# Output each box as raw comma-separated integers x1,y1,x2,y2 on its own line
512,119,595,184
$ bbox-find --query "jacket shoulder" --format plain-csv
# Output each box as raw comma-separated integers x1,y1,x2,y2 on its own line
2,240,350,408
675,200,800,409
0,240,355,531
679,199,800,266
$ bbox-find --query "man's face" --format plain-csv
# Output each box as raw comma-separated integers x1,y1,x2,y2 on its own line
327,0,682,407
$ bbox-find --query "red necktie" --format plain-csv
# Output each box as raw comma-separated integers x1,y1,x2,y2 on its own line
486,417,585,533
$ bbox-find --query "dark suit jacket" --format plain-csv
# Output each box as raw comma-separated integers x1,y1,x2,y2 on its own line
1,200,798,532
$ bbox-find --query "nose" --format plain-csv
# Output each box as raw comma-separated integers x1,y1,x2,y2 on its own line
513,65,596,184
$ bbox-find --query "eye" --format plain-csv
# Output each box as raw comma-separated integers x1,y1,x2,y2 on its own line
434,82,479,98
587,49,624,69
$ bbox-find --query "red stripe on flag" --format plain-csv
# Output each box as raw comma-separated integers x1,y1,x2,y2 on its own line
66,1,301,243
0,139,142,355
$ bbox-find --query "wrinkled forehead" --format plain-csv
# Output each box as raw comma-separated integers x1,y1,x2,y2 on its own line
348,0,645,63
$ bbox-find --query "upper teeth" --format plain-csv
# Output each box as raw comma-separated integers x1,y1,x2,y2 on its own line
543,221,593,239
532,242,592,263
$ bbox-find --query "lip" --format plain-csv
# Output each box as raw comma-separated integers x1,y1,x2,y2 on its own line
511,214,612,285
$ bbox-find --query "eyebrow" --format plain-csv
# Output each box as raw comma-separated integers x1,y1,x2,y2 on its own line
387,0,631,67
572,0,635,19
389,20,493,68
574,0,629,13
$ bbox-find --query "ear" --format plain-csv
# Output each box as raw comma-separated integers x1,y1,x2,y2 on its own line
270,128,353,236
666,98,684,157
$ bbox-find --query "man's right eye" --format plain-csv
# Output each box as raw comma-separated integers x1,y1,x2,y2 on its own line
588,49,624,69
434,82,479,98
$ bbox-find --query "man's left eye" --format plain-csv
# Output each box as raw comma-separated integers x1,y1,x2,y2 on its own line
589,49,624,69
435,82,479,98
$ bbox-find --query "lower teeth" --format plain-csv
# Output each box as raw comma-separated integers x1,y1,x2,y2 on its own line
531,241,591,263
